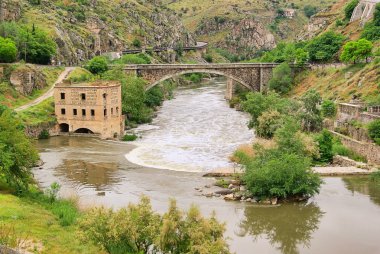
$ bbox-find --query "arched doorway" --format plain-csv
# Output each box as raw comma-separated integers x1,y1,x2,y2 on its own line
74,128,94,134
59,123,69,133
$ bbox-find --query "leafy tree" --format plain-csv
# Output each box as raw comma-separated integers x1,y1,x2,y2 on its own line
340,39,373,63
368,119,380,145
321,100,337,118
304,5,318,18
361,23,380,41
306,32,345,62
256,110,284,139
295,48,309,67
344,0,359,21
300,89,323,132
315,129,334,163
0,36,17,63
86,56,108,74
132,38,142,48
0,108,39,191
269,63,293,94
374,3,380,26
145,86,164,107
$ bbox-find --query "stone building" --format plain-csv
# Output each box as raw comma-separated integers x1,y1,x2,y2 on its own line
283,9,296,18
54,80,125,139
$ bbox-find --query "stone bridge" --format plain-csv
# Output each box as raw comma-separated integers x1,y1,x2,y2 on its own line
124,63,279,97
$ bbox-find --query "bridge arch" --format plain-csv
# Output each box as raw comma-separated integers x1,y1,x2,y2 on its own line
145,69,252,91
59,123,69,133
74,128,95,134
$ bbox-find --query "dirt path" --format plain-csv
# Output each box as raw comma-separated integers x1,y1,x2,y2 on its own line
15,67,75,112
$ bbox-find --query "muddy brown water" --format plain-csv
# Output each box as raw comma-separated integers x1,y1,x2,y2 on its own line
34,81,380,254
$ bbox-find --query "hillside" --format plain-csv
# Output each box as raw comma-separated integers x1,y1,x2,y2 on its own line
0,0,195,65
164,0,338,59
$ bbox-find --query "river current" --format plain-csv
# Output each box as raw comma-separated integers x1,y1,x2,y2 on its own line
34,79,380,254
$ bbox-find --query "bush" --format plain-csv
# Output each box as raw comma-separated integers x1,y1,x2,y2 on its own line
321,100,336,118
368,119,380,145
340,39,373,63
117,54,150,64
361,22,380,41
132,38,142,48
269,63,293,94
0,37,17,63
315,130,334,163
86,56,108,74
79,196,230,254
344,0,359,20
256,110,284,139
203,54,213,63
304,5,318,18
38,129,50,139
332,138,367,162
122,134,138,142
145,86,164,107
243,149,322,200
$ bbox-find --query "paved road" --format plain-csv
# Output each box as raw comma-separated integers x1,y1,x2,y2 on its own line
15,67,75,112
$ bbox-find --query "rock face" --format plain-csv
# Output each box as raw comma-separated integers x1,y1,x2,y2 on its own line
298,10,338,40
0,0,22,22
10,65,47,96
196,17,276,58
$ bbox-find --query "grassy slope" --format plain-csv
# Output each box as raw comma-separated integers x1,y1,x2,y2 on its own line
17,97,56,126
0,193,103,254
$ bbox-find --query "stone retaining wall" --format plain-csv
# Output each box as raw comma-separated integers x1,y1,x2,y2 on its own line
25,123,59,139
330,131,380,166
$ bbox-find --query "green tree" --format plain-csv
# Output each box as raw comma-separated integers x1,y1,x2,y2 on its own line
315,129,334,163
374,3,380,26
361,23,380,41
344,0,359,21
306,32,345,62
256,110,284,139
304,5,318,18
145,86,164,107
0,36,17,63
87,56,109,74
340,39,373,63
269,63,293,94
300,89,323,132
0,108,39,190
368,119,380,145
321,100,337,118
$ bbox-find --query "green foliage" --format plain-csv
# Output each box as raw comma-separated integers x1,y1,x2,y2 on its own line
132,38,142,48
185,73,203,83
374,3,380,26
306,32,345,62
300,89,323,132
79,196,230,254
304,5,318,18
116,54,151,64
0,109,39,191
203,54,213,63
269,63,293,94
44,182,60,203
145,86,164,107
321,100,337,118
368,120,380,145
86,56,109,74
243,148,321,200
0,37,17,63
340,39,373,63
122,134,138,142
256,110,284,139
344,0,359,20
332,138,368,162
315,130,334,163
38,129,50,139
361,22,380,41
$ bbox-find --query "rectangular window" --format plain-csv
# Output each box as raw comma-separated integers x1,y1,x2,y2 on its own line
82,109,86,116
116,107,119,114
60,93,65,100
61,108,66,115
81,93,86,100
73,109,77,116
91,109,95,116
104,109,107,116
111,108,114,115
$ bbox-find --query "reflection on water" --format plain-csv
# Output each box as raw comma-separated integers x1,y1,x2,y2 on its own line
343,177,380,207
240,203,323,254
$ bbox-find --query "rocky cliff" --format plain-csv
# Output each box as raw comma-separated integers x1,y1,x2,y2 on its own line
0,0,195,65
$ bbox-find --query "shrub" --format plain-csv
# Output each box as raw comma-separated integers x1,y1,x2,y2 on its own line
203,54,213,63
188,73,203,83
132,38,142,48
38,129,50,139
117,54,150,64
86,56,108,74
344,0,359,21
332,138,367,162
361,22,380,41
243,149,322,200
122,134,138,141
315,130,334,163
304,5,318,18
340,39,373,63
0,37,17,63
45,182,61,203
256,110,284,139
306,32,345,62
368,119,380,145
321,100,337,118
145,86,164,107
269,63,293,94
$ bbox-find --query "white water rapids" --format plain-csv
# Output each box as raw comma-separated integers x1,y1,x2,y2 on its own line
125,79,254,172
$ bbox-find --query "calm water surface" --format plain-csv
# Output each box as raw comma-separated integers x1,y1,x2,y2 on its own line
34,80,380,254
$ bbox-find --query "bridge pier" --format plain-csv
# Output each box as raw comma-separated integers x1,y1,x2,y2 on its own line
225,78,235,100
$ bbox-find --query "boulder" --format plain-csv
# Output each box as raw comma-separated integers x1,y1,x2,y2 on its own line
215,189,233,195
223,194,236,201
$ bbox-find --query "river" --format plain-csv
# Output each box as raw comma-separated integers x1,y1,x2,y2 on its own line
34,79,380,254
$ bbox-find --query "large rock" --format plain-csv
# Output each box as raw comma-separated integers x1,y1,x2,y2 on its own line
10,65,47,96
